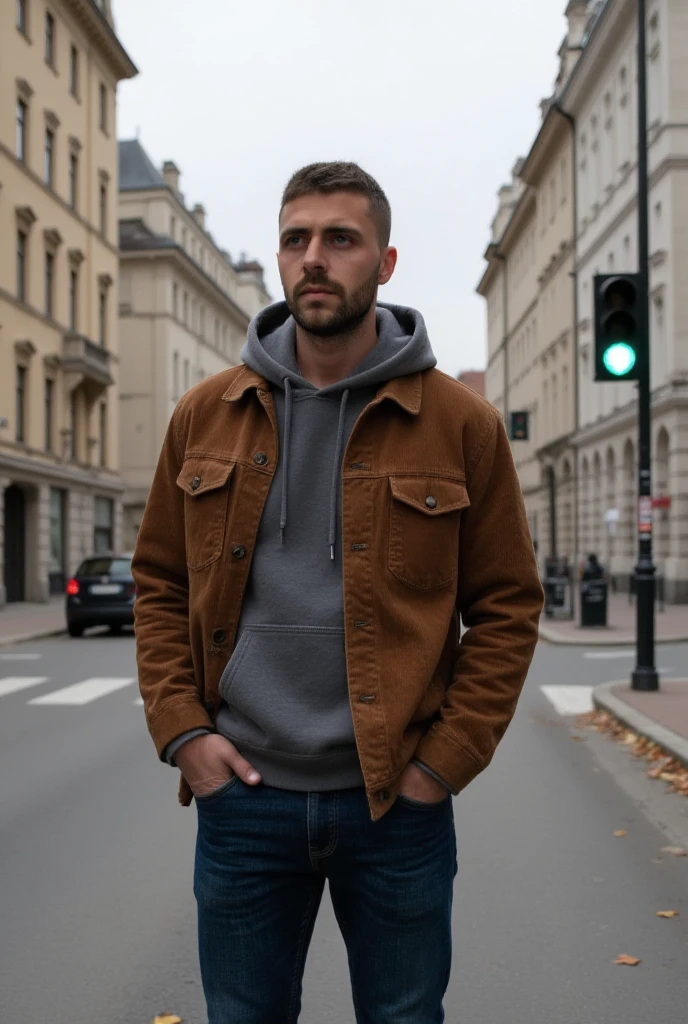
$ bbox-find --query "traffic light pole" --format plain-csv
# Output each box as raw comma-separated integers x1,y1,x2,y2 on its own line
632,0,658,692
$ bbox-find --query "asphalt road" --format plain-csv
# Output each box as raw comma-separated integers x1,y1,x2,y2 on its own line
0,631,687,1024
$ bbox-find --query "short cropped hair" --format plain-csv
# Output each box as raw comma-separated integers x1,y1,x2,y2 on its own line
280,161,392,247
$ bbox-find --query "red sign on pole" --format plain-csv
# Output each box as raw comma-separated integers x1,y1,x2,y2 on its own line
652,495,671,510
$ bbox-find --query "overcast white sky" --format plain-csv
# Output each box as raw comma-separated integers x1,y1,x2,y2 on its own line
115,0,568,376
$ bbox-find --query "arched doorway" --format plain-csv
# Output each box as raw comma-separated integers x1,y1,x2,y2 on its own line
3,485,26,603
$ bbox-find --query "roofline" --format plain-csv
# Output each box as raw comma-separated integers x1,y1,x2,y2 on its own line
118,179,232,261
557,0,630,114
65,0,138,79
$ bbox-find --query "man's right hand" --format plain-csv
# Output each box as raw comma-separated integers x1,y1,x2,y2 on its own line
174,733,262,799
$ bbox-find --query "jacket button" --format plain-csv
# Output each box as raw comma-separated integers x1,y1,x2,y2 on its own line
425,495,437,509
212,629,226,644
190,476,201,491
231,545,246,559
253,452,268,466
377,790,391,802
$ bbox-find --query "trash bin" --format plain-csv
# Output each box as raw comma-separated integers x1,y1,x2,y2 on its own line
580,553,608,627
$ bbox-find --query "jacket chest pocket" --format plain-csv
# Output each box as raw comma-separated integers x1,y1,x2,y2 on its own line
388,476,469,591
176,458,235,571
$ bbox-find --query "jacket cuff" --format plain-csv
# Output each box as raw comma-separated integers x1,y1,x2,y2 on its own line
148,698,214,761
413,723,484,796
411,758,453,792
163,728,213,766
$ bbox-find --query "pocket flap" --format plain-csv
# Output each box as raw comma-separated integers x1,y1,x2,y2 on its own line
176,458,235,496
389,476,469,516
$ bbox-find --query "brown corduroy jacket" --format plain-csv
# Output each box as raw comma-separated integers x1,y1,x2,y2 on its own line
132,364,543,819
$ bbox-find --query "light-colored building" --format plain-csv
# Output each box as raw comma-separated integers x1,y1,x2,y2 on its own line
560,0,688,601
0,0,136,605
479,1,581,570
480,0,688,602
117,140,272,549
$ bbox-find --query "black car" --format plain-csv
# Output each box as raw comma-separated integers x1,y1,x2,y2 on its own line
65,554,136,637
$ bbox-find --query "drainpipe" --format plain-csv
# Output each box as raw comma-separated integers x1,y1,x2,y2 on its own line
554,103,580,568
495,253,509,427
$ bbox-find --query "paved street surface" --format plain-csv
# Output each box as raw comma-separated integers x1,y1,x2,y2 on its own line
1,632,687,1024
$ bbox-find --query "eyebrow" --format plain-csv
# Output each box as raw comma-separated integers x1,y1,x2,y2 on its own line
279,224,364,243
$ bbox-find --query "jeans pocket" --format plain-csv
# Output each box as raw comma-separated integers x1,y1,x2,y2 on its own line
395,792,451,810
194,774,239,805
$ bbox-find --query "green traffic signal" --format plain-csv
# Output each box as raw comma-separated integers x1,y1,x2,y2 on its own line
602,341,637,377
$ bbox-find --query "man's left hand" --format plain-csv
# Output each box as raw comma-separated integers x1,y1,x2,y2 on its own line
398,762,449,804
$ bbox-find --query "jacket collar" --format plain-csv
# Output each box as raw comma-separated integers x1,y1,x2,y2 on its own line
222,363,423,416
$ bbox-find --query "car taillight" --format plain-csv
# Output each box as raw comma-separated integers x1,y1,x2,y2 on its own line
66,579,79,596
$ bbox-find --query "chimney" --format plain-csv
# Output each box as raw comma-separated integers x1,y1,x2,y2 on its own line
192,203,206,230
162,160,180,195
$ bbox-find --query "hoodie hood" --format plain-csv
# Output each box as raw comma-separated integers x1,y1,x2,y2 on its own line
240,300,437,561
241,300,437,393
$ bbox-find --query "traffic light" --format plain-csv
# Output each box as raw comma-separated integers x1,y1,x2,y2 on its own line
509,411,529,441
593,274,644,382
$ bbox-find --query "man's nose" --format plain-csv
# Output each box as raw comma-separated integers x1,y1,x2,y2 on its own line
302,237,328,273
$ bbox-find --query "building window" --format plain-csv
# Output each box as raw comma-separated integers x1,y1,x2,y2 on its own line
170,215,176,239
99,182,107,235
45,251,54,317
49,488,66,591
69,44,78,95
69,151,78,208
99,83,107,132
45,377,54,451
184,358,189,392
183,291,188,324
17,0,27,34
16,366,27,443
16,99,27,161
173,352,179,400
17,230,27,301
44,128,54,186
69,267,78,330
99,403,107,467
70,391,78,460
98,289,107,346
45,11,55,66
172,282,178,317
94,496,114,553
200,305,205,338
181,227,187,249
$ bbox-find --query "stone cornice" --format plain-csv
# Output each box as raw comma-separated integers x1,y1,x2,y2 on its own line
62,0,137,81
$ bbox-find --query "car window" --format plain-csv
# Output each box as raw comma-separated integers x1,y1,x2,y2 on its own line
77,557,132,576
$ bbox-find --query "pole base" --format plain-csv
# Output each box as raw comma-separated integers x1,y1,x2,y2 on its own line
631,666,659,692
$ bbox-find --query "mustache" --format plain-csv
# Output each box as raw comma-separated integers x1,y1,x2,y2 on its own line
295,277,343,297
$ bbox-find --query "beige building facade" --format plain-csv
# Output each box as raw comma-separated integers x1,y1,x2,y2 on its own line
481,0,688,602
0,0,136,605
118,140,271,549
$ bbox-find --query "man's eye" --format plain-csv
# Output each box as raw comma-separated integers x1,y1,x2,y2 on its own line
285,236,302,246
332,235,350,245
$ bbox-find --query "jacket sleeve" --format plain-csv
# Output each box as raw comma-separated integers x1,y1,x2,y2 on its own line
413,412,544,795
132,409,214,761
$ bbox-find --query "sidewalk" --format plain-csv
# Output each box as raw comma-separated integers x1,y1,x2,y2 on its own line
593,678,688,772
540,591,688,646
0,597,66,648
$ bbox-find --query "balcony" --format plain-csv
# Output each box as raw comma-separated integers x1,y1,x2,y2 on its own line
62,332,113,394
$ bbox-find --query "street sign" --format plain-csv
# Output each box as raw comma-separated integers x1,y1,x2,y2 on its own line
509,411,529,441
652,495,671,509
638,495,653,535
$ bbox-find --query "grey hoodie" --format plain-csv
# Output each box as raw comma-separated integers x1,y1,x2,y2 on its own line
166,301,438,790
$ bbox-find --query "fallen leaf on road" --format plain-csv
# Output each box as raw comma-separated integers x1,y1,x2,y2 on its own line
571,735,583,741
614,954,641,966
661,846,688,857
652,858,664,864
613,830,627,837
659,772,679,783
656,910,679,918
153,1015,182,1024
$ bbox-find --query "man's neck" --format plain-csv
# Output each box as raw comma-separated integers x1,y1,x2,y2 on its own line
294,306,378,389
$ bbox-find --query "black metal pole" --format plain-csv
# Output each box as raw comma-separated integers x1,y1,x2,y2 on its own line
632,0,658,691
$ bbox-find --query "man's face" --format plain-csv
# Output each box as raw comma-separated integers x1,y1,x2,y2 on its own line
278,191,396,338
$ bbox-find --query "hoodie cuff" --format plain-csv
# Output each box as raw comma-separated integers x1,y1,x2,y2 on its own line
411,758,453,793
163,728,213,766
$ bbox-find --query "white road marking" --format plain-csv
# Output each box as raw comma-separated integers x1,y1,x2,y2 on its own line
0,676,48,697
0,653,42,661
583,650,635,659
29,677,136,706
541,685,595,716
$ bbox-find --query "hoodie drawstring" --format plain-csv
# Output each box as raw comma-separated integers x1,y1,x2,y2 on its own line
329,389,350,561
279,379,349,562
280,377,293,545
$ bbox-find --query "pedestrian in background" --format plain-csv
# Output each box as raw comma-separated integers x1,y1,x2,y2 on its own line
133,162,543,1023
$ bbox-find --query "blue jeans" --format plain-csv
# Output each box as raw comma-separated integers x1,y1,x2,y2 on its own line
194,778,457,1024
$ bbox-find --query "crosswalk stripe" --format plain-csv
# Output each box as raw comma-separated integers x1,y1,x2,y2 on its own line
0,677,48,697
28,677,136,706
541,685,594,716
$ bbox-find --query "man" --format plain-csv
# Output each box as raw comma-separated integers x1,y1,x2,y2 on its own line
133,162,543,1023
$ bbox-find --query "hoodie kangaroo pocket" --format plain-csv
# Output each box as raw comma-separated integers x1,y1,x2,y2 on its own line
219,624,353,756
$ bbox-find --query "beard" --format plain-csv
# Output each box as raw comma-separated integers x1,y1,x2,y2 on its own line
285,264,380,339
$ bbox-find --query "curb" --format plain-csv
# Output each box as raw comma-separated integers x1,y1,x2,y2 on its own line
0,626,67,649
592,680,688,770
539,624,688,647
